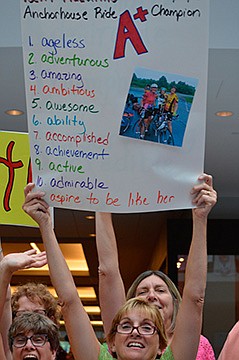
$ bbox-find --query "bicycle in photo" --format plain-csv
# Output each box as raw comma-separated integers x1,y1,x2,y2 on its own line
152,111,178,145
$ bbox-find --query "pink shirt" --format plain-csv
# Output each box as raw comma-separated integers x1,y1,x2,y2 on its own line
197,335,216,360
162,334,215,359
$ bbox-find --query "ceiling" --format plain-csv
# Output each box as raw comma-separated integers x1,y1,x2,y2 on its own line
0,0,239,329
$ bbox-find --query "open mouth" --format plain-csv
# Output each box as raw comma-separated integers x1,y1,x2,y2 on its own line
23,355,38,360
127,342,144,349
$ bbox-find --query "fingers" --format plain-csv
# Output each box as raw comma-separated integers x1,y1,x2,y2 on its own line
24,259,47,269
24,182,47,206
191,173,213,195
24,189,47,204
20,250,46,260
193,189,217,207
192,186,216,203
24,250,46,258
24,183,35,197
31,251,46,260
23,251,47,269
191,173,217,208
23,249,37,256
22,184,49,214
23,198,49,214
198,173,213,186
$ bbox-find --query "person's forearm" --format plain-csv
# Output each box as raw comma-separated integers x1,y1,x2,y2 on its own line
171,175,215,360
0,335,7,360
0,260,14,321
0,252,13,360
0,238,3,261
184,213,207,298
39,220,78,303
170,213,207,360
0,292,12,360
96,212,121,272
39,217,100,360
96,212,126,335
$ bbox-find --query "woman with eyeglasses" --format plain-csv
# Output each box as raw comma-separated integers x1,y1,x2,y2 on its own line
96,174,217,360
7,311,59,360
0,250,67,360
95,174,217,359
22,174,216,360
22,184,170,360
0,248,48,360
104,297,168,359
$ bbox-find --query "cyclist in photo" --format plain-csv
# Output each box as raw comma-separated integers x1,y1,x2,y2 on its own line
154,87,167,125
142,84,151,96
163,86,178,134
139,83,158,139
141,83,158,110
157,87,167,112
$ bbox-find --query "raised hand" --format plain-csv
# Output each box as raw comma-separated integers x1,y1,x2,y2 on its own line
191,173,217,219
1,249,47,274
22,183,51,227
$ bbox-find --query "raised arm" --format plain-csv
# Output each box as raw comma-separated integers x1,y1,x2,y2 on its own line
170,174,217,360
96,212,126,335
23,184,100,360
217,321,239,359
0,249,47,319
0,287,11,360
0,335,7,360
0,242,11,360
0,246,46,360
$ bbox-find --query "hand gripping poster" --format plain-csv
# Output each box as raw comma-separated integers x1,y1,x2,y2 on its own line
20,0,209,213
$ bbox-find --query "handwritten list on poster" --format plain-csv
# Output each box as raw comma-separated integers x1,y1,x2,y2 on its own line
20,1,209,213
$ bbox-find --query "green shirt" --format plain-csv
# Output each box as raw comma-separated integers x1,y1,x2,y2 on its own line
99,343,174,360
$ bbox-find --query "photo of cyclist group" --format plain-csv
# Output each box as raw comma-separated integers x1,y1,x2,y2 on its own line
119,67,198,147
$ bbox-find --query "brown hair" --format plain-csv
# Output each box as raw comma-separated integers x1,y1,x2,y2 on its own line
126,270,181,334
107,298,167,357
8,312,59,352
11,282,61,326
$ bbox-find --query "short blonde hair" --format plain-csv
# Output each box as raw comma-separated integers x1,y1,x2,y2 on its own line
107,298,167,356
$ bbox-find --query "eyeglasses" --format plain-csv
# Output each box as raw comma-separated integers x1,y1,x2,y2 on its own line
15,309,47,317
12,334,49,348
116,323,157,336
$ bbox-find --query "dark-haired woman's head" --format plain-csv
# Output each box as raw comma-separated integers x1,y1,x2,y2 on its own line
127,270,182,334
8,312,59,360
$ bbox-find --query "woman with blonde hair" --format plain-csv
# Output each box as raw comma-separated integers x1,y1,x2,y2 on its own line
23,173,216,360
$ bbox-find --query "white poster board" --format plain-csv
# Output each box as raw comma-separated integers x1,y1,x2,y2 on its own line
20,1,209,213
